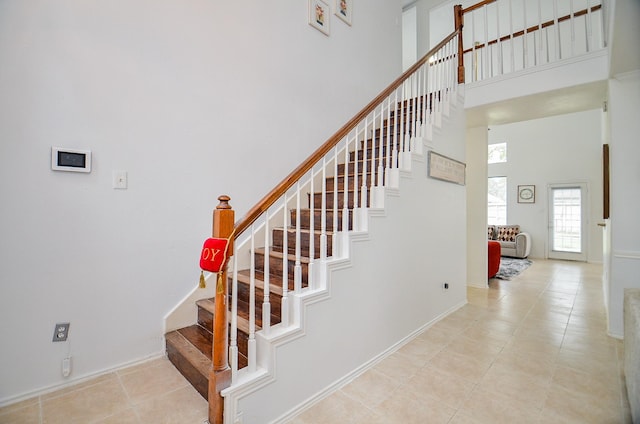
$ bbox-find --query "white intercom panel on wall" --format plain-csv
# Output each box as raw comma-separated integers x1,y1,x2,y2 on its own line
51,147,92,173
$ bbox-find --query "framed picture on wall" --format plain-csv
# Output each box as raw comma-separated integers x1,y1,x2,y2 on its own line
309,0,330,35
335,0,352,25
518,185,535,203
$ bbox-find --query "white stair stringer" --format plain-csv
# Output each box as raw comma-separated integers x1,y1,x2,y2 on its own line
424,84,465,152
221,229,371,424
221,84,466,424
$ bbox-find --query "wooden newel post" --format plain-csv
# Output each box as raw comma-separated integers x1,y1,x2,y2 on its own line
454,4,465,84
209,195,234,424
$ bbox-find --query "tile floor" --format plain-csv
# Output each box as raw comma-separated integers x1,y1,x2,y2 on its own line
0,356,209,424
0,259,632,424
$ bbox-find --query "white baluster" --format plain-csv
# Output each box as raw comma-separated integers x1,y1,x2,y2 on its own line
537,0,543,65
378,104,385,188
352,125,359,231
411,74,417,151
497,1,503,74
392,91,399,174
570,0,575,57
308,166,315,288
585,0,592,52
230,253,238,381
435,51,442,129
554,0,561,60
509,0,514,74
361,116,369,210
280,193,289,327
523,0,528,69
320,157,328,260
262,211,270,335
248,225,256,372
332,146,339,238
384,96,392,186
421,64,428,139
294,182,302,292
369,113,377,208
373,107,385,208
444,42,451,116
342,135,350,235
483,5,489,79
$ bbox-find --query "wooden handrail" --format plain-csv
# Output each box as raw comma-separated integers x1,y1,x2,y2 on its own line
233,28,462,238
462,0,496,15
462,4,602,54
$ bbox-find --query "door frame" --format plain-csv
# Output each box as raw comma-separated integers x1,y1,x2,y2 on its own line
547,183,589,261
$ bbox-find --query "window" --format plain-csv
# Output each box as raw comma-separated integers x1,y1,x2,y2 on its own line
488,142,507,164
488,176,507,225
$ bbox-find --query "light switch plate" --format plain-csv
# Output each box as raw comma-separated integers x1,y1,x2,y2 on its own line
112,171,128,189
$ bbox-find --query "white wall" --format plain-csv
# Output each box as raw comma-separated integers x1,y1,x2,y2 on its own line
236,91,468,424
427,0,454,51
607,71,640,337
0,0,403,404
403,0,454,68
488,109,604,262
402,7,417,71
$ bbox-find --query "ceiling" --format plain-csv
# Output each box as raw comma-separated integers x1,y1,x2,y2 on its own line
466,81,608,127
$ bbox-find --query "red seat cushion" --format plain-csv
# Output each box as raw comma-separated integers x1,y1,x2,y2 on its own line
488,241,501,278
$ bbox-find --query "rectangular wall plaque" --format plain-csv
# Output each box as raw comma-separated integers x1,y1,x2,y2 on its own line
427,151,466,185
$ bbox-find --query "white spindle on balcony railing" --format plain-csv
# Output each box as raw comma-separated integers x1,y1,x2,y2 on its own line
462,0,603,83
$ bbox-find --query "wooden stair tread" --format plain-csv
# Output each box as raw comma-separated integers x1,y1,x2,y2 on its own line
165,329,211,399
195,298,215,314
274,226,334,235
195,296,262,334
166,329,211,370
235,310,260,334
237,269,284,296
254,247,311,264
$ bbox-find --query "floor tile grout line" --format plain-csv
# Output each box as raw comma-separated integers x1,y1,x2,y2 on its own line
114,368,142,424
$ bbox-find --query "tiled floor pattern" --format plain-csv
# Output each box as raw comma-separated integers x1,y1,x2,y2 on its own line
286,260,632,424
0,356,208,424
0,260,632,423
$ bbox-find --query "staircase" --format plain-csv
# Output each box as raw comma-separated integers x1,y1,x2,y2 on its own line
165,105,417,400
163,21,464,423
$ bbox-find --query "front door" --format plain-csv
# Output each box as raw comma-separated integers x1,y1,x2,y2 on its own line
548,183,588,261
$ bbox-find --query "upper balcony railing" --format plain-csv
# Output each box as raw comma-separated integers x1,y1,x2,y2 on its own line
460,0,604,83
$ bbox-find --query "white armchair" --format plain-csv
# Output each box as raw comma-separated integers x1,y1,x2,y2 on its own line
488,225,531,258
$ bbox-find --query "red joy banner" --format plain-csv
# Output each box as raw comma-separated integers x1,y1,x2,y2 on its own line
199,237,230,273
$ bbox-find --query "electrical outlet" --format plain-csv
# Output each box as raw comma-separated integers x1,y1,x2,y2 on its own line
52,323,70,342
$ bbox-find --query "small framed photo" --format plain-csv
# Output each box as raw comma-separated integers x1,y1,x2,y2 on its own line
309,0,330,36
518,185,535,203
335,0,352,25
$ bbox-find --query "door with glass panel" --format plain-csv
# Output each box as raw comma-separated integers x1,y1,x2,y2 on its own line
548,184,588,261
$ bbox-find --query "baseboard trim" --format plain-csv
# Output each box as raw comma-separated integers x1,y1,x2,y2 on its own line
0,352,166,408
270,300,467,423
